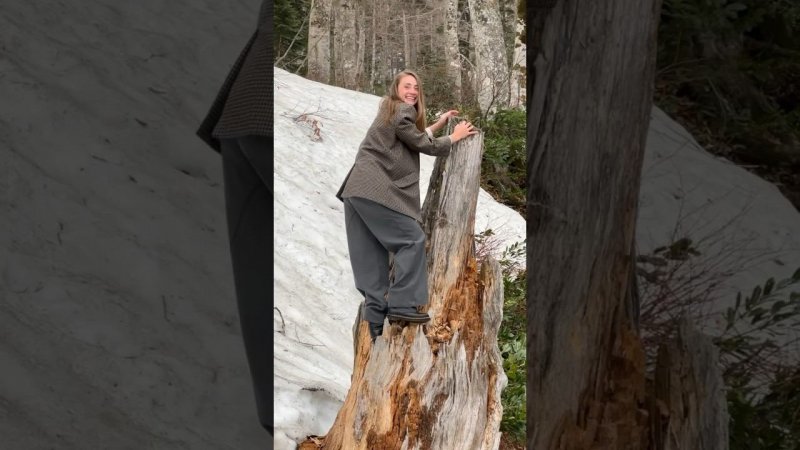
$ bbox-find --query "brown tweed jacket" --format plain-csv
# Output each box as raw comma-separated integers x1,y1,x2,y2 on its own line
197,1,272,152
337,103,452,222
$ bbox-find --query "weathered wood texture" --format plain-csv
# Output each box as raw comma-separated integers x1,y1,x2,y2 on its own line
526,0,663,448
650,321,729,450
422,122,486,326
467,0,510,113
300,129,508,449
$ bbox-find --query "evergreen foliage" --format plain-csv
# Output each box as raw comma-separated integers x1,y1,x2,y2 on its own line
494,239,527,444
274,0,310,73
480,108,526,214
716,268,800,449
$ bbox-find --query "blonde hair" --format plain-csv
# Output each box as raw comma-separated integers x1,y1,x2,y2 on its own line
377,70,427,132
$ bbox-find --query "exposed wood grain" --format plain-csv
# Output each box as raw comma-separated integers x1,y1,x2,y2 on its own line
652,320,729,450
300,129,507,449
526,0,663,448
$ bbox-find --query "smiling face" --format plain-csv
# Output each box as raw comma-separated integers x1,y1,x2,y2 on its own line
378,70,427,131
397,74,419,106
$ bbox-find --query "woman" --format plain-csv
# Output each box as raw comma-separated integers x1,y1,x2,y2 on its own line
336,70,478,341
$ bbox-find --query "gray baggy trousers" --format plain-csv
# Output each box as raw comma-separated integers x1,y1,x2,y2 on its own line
220,136,272,434
343,197,428,324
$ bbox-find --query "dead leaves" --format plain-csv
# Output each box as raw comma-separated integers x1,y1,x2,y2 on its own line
294,113,323,142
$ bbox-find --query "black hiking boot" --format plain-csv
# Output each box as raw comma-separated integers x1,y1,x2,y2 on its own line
368,322,384,341
387,307,431,324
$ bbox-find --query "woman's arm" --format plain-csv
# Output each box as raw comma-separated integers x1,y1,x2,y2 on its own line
395,105,452,156
395,105,478,156
426,109,459,135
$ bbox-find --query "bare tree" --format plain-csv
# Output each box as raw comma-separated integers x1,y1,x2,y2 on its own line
307,0,522,112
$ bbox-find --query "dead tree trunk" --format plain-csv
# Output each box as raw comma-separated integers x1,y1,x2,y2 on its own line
650,320,729,450
526,0,663,448
300,126,507,449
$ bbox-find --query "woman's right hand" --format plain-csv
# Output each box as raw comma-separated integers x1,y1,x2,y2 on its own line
449,120,478,143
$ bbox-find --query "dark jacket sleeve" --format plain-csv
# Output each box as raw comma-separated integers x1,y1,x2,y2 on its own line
394,104,452,157
196,0,271,152
196,32,257,152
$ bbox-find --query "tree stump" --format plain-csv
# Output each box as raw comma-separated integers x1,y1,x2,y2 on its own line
650,320,729,450
300,126,508,449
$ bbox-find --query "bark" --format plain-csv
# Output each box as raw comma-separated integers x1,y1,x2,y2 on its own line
328,0,336,85
307,0,332,83
355,5,367,90
300,128,507,449
373,0,387,88
331,0,364,90
466,0,510,113
526,0,663,449
650,321,729,450
443,0,462,98
370,1,377,89
403,11,411,69
508,5,525,108
458,0,476,105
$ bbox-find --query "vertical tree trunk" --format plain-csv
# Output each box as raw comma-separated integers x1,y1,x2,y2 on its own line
443,0,462,100
328,0,336,85
354,5,366,91
367,0,378,92
375,0,392,90
307,0,332,83
466,0,510,113
332,0,366,90
403,11,411,69
299,128,508,449
382,8,395,85
508,4,525,108
370,0,377,90
526,0,662,448
458,0,476,106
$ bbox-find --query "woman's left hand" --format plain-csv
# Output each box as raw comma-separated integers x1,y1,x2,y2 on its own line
428,110,460,134
438,110,459,124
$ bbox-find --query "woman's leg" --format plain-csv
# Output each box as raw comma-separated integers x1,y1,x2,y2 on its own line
344,198,390,325
220,136,273,433
345,197,428,313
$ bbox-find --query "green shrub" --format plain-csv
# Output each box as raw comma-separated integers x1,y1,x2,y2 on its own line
481,109,526,214
716,268,800,449
496,240,527,443
638,231,800,447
